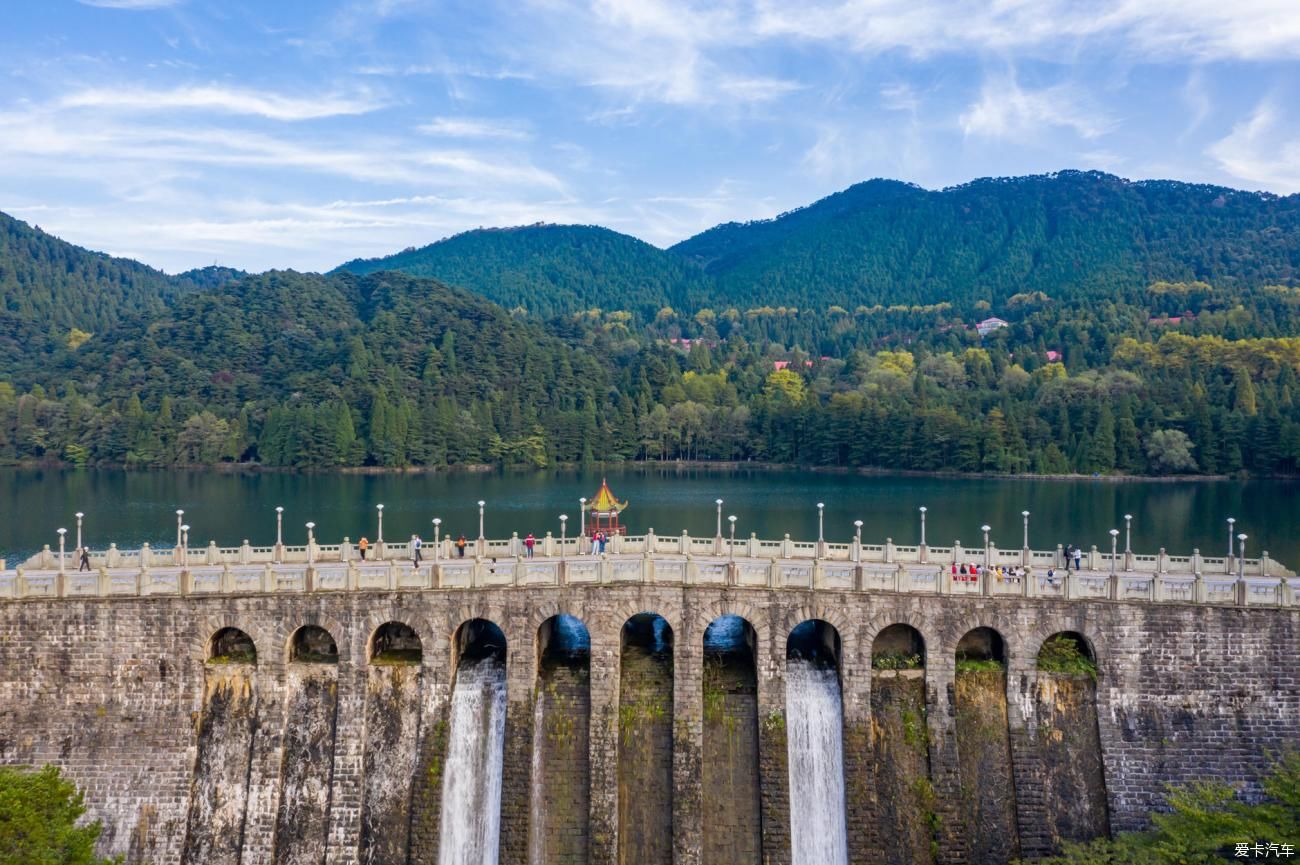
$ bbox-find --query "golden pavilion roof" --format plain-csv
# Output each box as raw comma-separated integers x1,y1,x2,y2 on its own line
589,478,628,514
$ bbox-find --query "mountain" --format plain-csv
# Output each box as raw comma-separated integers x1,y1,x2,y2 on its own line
0,212,201,369
334,224,712,317
6,171,1300,477
671,171,1300,310
34,269,616,467
175,265,249,290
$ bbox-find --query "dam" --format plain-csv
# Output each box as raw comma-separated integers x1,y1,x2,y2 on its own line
0,523,1296,865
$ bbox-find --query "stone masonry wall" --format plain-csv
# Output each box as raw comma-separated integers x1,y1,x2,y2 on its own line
0,587,1295,864
701,651,762,865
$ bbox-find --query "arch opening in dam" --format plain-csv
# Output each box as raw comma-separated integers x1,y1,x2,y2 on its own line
370,621,423,665
786,619,847,865
208,627,256,664
183,629,258,865
869,623,936,865
439,618,508,865
702,614,763,865
954,626,1020,865
618,612,674,865
1036,631,1109,847
274,624,341,865
358,620,429,865
289,625,338,664
529,614,592,865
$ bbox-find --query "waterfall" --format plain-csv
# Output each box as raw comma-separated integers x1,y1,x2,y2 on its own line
439,654,508,865
786,659,848,865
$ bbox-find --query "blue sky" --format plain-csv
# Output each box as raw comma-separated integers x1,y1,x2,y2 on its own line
2,0,1299,273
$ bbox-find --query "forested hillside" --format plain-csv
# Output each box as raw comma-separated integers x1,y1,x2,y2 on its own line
671,171,1300,310
17,270,615,467
335,224,712,317
0,213,204,372
3,170,1300,477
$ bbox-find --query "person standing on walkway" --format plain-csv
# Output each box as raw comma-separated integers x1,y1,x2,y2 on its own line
78,547,91,572
412,534,422,565
525,532,536,558
456,534,467,558
359,537,369,560
1073,545,1083,572
1064,544,1072,572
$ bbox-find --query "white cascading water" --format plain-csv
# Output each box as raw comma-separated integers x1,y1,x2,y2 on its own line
786,659,849,865
439,655,508,865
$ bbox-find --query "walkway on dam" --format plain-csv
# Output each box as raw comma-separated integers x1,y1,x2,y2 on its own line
2,530,1294,607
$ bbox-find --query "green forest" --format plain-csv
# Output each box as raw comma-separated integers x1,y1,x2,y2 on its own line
2,171,1300,476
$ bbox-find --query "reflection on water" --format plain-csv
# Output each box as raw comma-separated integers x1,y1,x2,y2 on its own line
2,466,1297,567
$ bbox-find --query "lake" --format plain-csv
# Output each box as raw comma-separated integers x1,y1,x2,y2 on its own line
2,466,1295,567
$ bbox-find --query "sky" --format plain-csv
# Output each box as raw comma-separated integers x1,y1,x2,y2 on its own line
2,0,1299,274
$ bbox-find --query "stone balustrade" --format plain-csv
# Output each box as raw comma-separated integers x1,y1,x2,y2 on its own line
1,530,1293,607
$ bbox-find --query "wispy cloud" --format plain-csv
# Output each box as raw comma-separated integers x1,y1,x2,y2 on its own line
1207,100,1300,192
61,84,384,121
417,117,533,140
960,75,1115,141
76,0,182,8
0,104,563,190
753,0,1300,62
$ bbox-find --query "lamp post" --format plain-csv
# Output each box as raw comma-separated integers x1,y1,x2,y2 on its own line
57,527,67,574
1226,517,1236,574
175,509,184,548
728,515,737,562
181,524,190,564
306,521,316,565
1021,511,1030,549
715,499,724,538
579,497,587,541
559,515,568,558
1109,528,1119,576
1124,513,1133,571
75,512,84,553
1237,533,1247,581
477,500,486,556
981,524,991,569
919,506,928,547
376,504,385,544
432,518,441,562
854,519,863,563
276,506,284,546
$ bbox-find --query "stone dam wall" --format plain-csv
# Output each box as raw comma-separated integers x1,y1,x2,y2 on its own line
0,585,1295,865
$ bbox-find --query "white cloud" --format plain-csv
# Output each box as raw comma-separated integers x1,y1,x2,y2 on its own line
1207,101,1300,192
508,0,796,107
880,82,920,113
417,117,533,140
0,104,564,191
76,0,182,8
960,75,1115,141
61,85,384,121
753,0,1300,62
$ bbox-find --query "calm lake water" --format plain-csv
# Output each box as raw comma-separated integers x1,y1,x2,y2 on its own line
1,466,1296,567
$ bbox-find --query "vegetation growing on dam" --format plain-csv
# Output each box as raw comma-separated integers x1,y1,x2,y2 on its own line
1027,752,1300,864
1037,636,1099,678
0,765,122,865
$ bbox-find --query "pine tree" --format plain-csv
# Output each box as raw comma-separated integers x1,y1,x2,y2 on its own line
1087,404,1116,472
